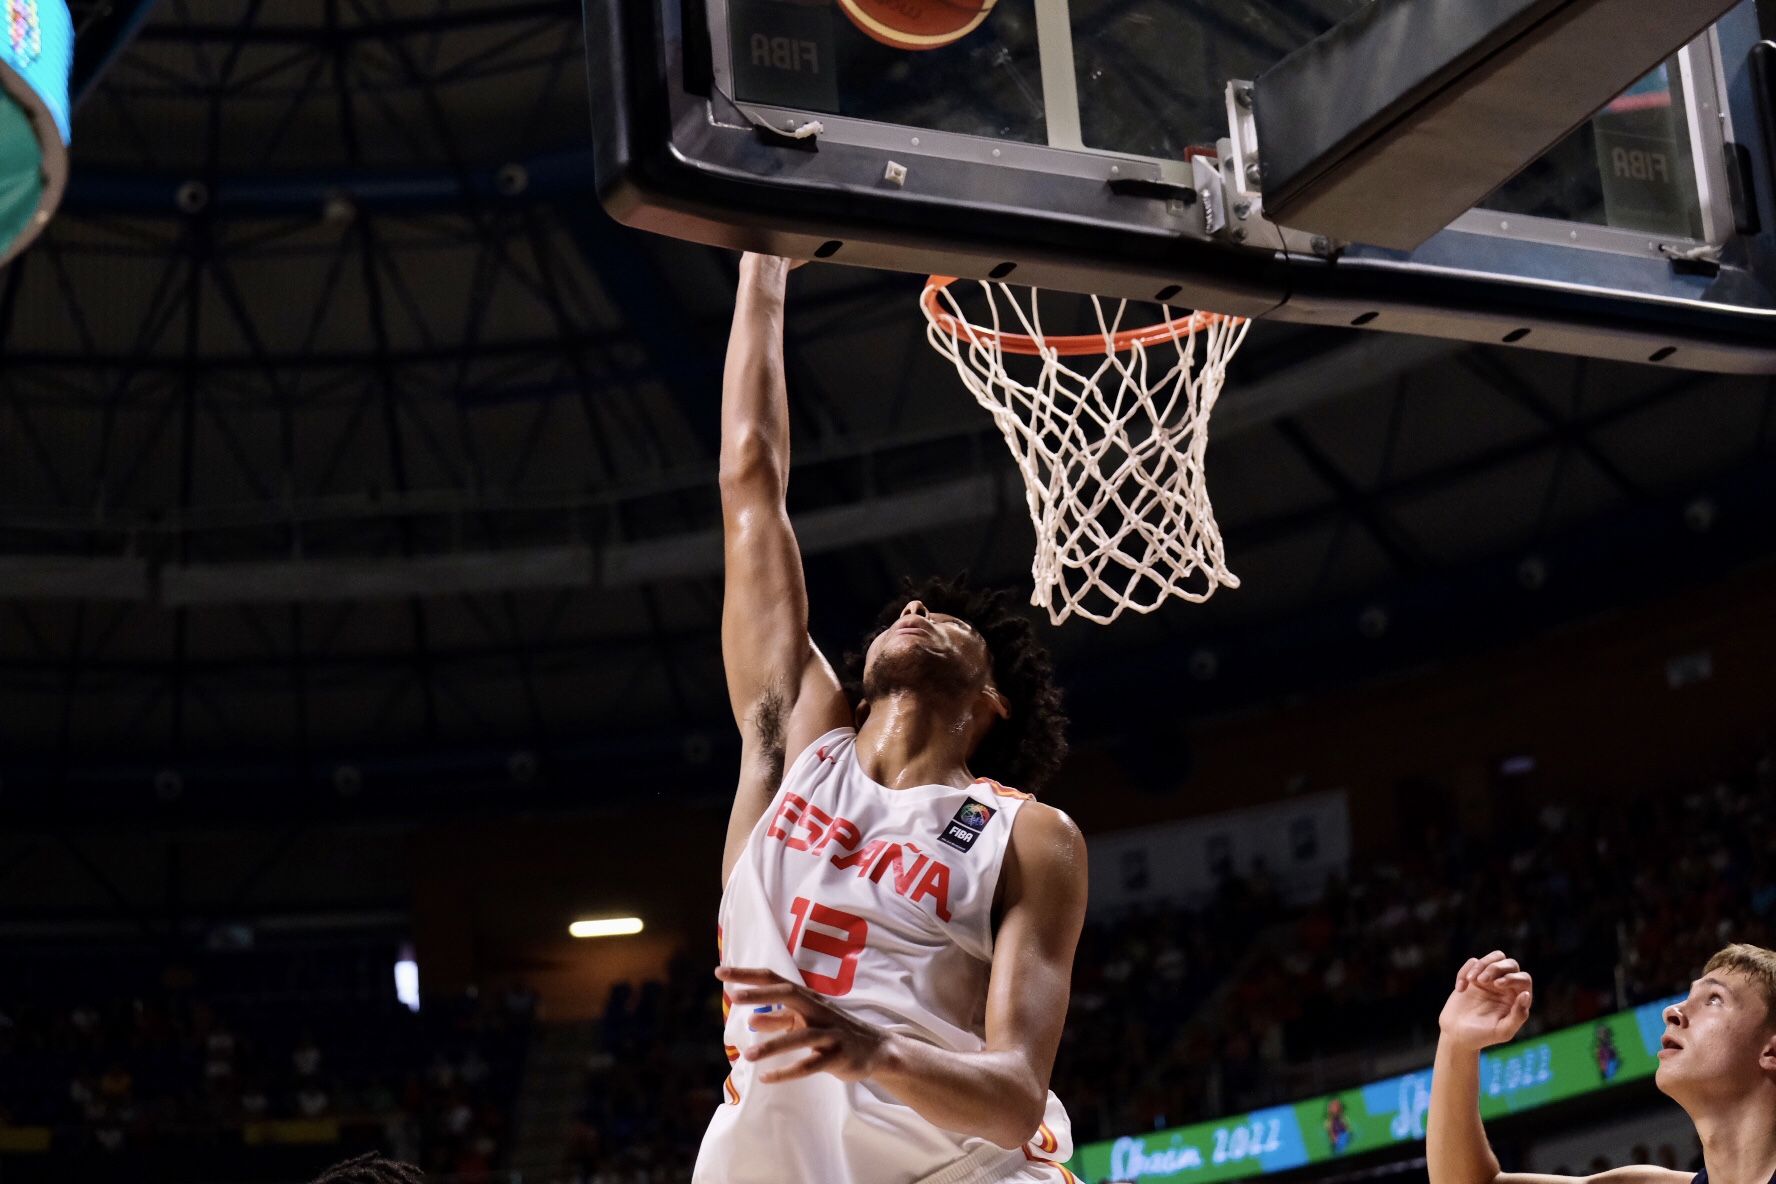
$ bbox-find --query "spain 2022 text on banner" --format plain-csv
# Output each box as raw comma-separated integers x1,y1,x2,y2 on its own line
1066,993,1681,1182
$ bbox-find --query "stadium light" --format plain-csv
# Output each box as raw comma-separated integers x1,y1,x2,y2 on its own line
394,957,420,1012
569,916,644,939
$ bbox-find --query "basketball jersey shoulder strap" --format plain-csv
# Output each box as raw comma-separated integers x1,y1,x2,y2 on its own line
973,776,1035,801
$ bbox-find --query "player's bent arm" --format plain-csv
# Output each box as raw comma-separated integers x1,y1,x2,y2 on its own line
1428,1036,1507,1184
870,803,1088,1149
718,255,848,881
1427,1041,1687,1184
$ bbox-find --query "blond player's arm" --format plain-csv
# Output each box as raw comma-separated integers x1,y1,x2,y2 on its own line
718,254,849,885
869,802,1088,1148
1429,953,1689,1184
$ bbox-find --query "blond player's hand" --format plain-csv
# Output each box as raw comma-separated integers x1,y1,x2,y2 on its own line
1438,951,1533,1052
718,966,890,1084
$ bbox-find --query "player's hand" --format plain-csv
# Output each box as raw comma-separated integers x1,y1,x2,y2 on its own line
1438,951,1533,1052
717,966,890,1084
740,252,809,271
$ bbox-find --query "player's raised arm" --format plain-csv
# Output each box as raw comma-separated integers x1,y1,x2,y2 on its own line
1429,952,1690,1184
717,254,848,883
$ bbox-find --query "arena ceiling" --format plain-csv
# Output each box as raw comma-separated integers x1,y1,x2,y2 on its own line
0,0,1772,814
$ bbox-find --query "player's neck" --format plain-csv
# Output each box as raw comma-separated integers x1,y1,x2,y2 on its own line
1689,1087,1776,1184
853,691,978,791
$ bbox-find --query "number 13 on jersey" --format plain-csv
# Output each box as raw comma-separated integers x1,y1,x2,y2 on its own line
786,896,869,996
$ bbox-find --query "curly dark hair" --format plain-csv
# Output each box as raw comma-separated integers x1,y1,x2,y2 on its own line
310,1152,426,1184
842,575,1068,794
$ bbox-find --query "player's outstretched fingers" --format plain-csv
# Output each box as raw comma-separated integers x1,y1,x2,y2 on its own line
718,967,815,1011
1470,952,1508,985
1456,956,1479,989
1478,957,1521,987
729,985,806,1012
758,1048,841,1085
716,966,791,986
747,1007,797,1034
746,1028,834,1064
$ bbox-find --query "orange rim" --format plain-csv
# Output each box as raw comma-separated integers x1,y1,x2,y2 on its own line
922,276,1239,357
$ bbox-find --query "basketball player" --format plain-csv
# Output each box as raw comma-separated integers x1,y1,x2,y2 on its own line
692,253,1088,1184
1430,946,1776,1184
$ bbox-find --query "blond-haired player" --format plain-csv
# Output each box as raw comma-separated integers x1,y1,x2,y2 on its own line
1430,945,1776,1184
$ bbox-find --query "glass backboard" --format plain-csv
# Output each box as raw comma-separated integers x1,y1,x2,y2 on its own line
722,1,1730,245
587,0,1776,372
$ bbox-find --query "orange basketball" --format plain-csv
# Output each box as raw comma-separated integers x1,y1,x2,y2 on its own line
836,0,998,52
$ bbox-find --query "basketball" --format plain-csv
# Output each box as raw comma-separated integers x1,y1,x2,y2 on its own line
837,0,998,52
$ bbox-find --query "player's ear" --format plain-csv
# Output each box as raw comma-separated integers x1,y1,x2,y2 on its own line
981,684,1010,721
853,698,871,729
1758,1025,1776,1074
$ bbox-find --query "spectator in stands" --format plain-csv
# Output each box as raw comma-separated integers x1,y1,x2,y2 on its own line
2,951,533,1180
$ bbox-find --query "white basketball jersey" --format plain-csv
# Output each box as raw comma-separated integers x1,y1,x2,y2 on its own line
694,727,1076,1184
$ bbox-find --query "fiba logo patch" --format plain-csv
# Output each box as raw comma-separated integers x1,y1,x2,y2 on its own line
938,798,996,853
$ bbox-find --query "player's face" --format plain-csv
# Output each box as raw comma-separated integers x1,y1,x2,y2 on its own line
862,600,992,699
1654,971,1776,1102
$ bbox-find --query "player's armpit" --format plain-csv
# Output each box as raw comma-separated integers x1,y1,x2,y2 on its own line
981,802,1089,1138
718,657,849,885
1497,1168,1694,1184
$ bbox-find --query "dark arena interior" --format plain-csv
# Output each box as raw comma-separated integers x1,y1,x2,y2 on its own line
3,3,1776,1184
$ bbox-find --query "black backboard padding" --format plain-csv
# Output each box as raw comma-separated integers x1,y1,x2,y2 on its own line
1254,0,1741,250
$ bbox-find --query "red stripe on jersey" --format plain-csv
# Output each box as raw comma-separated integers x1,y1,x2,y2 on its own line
974,776,1034,800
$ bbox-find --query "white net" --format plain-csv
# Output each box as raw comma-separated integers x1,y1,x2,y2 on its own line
922,278,1250,626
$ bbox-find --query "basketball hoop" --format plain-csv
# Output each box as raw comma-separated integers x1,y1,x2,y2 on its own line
921,276,1250,626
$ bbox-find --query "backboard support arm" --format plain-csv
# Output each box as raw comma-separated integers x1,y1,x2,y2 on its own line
1251,0,1744,250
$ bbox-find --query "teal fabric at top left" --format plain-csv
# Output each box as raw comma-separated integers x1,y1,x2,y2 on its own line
0,93,44,258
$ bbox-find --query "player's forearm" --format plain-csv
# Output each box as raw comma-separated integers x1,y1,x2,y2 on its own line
872,1035,1046,1151
1427,1040,1502,1184
720,255,793,497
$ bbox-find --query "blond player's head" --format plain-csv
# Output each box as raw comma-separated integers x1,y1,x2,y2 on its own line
1655,943,1776,1104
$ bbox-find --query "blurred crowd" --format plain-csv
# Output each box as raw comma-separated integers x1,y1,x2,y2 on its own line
0,946,532,1183
558,957,728,1184
1060,751,1776,1140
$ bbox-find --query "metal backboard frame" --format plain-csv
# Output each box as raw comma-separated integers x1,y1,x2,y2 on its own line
586,0,1776,373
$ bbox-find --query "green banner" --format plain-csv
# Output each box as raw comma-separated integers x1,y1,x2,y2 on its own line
1068,994,1678,1182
